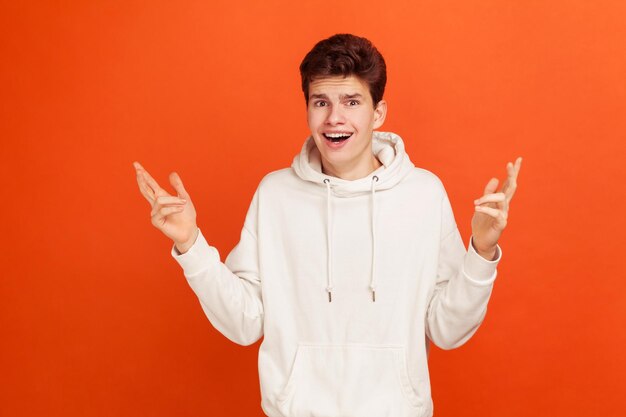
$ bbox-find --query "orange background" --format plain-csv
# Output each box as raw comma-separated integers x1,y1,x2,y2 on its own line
1,1,625,416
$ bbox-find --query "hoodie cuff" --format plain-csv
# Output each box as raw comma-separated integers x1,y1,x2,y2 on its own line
462,236,502,286
170,228,220,276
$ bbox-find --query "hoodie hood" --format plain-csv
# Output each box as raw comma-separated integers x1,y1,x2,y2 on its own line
291,131,415,197
291,131,416,302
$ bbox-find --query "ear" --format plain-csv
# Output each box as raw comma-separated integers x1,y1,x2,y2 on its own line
372,100,387,129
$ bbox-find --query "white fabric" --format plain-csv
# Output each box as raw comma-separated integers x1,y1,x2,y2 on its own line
171,131,502,417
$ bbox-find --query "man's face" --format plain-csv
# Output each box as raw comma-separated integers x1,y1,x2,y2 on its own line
307,75,386,177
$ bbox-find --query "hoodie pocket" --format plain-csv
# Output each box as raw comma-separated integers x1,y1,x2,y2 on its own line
276,344,424,417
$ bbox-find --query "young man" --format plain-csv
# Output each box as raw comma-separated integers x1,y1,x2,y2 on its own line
134,34,522,417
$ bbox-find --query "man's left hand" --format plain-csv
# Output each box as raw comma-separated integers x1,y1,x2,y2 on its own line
471,157,523,260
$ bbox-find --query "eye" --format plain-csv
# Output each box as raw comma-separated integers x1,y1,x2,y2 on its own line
314,100,328,107
347,100,360,106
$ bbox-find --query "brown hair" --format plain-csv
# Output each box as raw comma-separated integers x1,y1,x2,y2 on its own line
299,34,387,108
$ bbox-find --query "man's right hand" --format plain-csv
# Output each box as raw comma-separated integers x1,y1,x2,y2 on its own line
133,161,199,254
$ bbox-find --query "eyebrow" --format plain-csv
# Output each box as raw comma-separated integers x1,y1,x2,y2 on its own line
309,93,364,100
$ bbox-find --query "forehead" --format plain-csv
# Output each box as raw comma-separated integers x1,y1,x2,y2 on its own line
308,75,370,98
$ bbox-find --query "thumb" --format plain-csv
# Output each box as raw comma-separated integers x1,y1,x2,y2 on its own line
483,177,499,196
169,172,190,199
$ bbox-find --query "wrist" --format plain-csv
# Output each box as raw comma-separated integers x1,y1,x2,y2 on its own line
477,248,497,261
175,227,199,255
471,237,497,261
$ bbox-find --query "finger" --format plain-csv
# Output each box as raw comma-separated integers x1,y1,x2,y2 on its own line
475,205,508,224
154,195,187,207
151,205,185,224
169,172,190,199
134,163,168,198
135,169,156,204
474,192,506,206
507,157,522,182
502,157,522,202
483,177,499,196
506,161,515,178
514,156,522,175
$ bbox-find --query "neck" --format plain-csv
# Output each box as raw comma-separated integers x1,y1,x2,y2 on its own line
322,155,382,180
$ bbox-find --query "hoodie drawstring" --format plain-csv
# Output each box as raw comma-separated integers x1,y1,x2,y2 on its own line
323,178,333,302
323,176,379,303
370,175,379,302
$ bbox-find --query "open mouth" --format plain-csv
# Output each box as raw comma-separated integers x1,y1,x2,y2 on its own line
323,132,353,143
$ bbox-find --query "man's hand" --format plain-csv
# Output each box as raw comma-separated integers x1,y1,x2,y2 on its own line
471,157,523,260
133,161,199,253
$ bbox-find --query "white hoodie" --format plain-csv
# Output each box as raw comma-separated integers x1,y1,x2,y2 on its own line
171,131,501,417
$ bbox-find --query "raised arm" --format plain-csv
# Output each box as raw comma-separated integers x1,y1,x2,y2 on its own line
426,157,522,349
133,162,263,346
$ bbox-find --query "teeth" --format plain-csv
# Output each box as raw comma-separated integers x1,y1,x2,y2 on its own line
324,133,352,138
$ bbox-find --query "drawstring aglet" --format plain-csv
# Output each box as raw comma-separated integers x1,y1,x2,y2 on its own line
328,291,332,302
372,290,376,302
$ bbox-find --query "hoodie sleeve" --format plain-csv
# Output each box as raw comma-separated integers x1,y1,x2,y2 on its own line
170,189,263,346
425,189,502,350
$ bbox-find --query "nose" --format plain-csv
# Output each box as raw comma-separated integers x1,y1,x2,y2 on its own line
325,104,345,125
